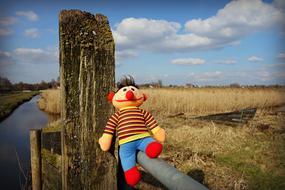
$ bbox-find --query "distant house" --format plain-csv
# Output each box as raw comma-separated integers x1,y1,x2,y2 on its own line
185,83,194,88
185,83,199,88
139,82,162,88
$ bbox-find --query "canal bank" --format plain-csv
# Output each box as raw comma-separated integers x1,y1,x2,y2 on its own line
0,91,39,122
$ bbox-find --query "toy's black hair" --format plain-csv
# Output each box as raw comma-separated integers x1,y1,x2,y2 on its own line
117,75,139,90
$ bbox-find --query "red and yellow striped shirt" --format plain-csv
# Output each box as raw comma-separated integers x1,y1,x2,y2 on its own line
103,106,160,145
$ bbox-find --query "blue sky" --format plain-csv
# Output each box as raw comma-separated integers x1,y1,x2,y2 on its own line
0,0,284,86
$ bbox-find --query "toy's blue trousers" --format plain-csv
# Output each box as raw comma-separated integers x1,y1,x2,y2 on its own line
119,137,155,171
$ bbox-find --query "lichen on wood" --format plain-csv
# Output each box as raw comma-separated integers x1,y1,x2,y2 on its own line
59,10,116,189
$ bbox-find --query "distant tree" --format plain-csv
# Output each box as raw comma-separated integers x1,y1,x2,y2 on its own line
39,80,49,90
50,79,57,88
230,83,240,88
0,76,13,92
18,82,24,91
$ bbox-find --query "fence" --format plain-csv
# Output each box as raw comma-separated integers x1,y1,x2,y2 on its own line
30,128,62,190
30,127,208,190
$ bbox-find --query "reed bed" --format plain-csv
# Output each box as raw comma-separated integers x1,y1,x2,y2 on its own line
38,87,285,116
37,89,60,114
141,87,285,115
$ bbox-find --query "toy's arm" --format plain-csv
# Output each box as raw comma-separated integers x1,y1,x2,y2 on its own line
99,134,113,151
151,126,166,143
142,110,166,143
99,113,118,151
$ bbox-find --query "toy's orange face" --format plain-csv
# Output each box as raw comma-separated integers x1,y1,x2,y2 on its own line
112,86,145,110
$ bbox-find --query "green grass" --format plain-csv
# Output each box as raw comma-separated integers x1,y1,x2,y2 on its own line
216,133,285,190
0,91,39,121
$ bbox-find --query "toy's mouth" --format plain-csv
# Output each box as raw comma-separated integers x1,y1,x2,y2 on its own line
115,97,143,102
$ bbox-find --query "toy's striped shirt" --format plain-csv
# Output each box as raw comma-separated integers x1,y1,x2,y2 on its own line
103,106,160,145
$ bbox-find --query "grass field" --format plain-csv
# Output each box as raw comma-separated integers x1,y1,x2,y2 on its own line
0,91,39,121
39,87,285,190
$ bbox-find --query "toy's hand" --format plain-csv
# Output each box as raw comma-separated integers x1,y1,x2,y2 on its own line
153,127,166,143
98,134,113,151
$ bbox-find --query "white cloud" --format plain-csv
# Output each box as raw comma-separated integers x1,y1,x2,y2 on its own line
24,28,39,38
16,11,39,21
0,28,13,36
126,67,284,85
185,0,283,38
116,50,138,60
275,71,285,78
248,56,263,62
215,59,237,64
277,52,285,59
187,68,277,84
0,51,13,65
114,18,181,42
45,28,56,34
273,0,285,11
0,17,17,26
14,48,58,64
113,0,284,57
252,69,272,81
0,17,17,37
113,18,212,52
269,63,285,69
171,58,205,65
0,51,11,57
196,71,224,81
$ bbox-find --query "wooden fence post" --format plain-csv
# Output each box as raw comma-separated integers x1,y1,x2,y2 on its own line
59,10,117,189
30,129,42,190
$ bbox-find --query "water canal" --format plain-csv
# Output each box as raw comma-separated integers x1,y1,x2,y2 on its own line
0,95,59,190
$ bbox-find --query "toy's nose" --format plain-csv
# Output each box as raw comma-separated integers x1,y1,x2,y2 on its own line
126,90,134,100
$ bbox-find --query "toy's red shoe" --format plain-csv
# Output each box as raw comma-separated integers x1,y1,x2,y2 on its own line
124,166,141,187
146,142,163,158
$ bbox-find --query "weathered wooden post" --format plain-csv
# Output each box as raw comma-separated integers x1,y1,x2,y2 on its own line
30,129,42,190
59,10,117,189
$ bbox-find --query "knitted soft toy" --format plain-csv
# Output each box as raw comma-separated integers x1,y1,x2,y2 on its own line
99,76,166,186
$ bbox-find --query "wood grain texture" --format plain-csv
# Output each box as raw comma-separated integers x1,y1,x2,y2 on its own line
59,10,117,190
30,129,42,190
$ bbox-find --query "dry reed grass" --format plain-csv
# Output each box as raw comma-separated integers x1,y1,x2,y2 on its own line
37,89,60,114
141,87,285,115
38,87,285,116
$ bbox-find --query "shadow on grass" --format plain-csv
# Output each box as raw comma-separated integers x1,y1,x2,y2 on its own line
187,169,205,184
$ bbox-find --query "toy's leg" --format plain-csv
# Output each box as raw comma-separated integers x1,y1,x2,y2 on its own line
138,137,163,158
119,143,141,187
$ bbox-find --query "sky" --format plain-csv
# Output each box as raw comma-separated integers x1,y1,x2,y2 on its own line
0,0,285,86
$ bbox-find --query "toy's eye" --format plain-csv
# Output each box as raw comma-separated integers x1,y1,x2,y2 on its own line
131,88,135,91
123,88,127,92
